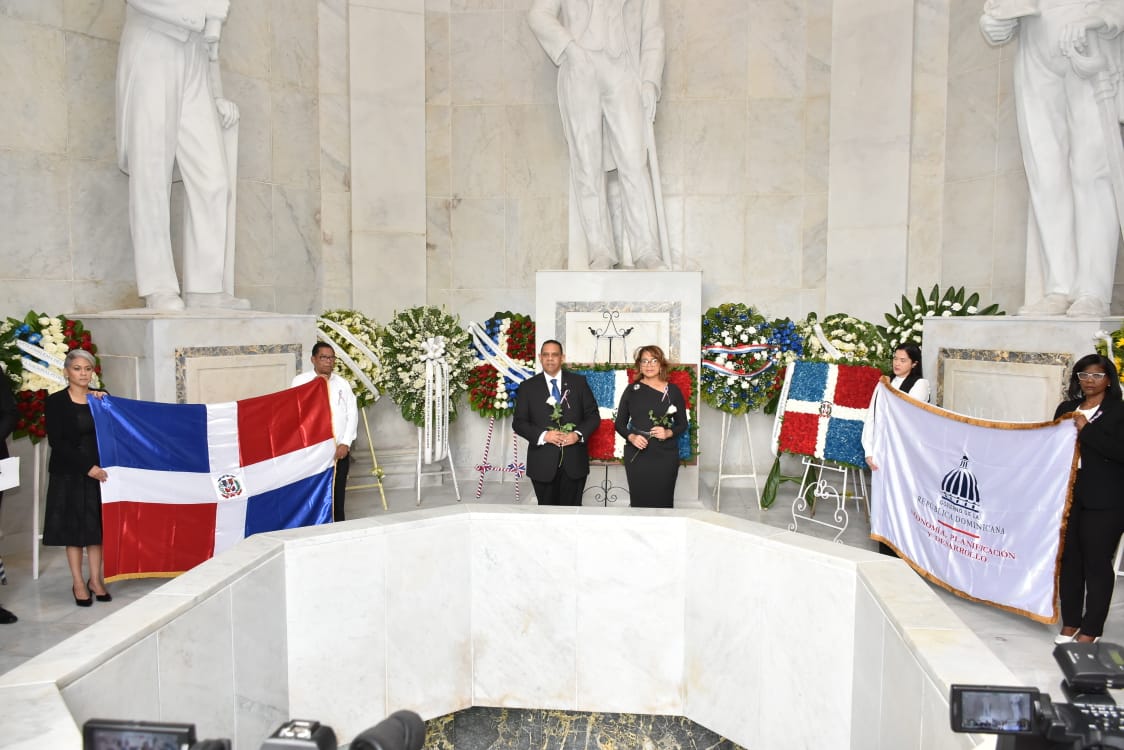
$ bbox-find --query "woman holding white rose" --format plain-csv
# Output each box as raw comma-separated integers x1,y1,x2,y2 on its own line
615,345,688,508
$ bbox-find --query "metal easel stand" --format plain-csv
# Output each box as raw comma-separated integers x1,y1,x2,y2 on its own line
416,428,460,506
788,456,868,543
582,463,629,507
713,411,762,511
473,416,525,502
32,441,43,580
346,410,387,511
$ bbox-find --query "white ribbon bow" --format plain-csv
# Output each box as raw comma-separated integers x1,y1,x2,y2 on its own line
420,336,450,464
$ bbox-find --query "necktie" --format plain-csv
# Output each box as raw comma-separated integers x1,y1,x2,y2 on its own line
551,378,561,401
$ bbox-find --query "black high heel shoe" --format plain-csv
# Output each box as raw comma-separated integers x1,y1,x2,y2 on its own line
74,584,92,607
88,578,112,603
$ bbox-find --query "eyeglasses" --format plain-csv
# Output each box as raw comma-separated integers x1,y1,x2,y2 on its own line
1077,372,1106,381
639,358,659,365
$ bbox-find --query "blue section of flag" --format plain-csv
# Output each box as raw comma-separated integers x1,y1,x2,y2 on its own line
583,370,618,410
244,467,335,536
90,396,211,473
824,418,865,468
787,361,829,402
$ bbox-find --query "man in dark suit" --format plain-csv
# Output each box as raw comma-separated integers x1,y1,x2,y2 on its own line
0,376,18,622
513,340,600,505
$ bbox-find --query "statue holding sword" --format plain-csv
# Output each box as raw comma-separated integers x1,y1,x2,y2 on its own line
980,0,1124,318
529,0,671,271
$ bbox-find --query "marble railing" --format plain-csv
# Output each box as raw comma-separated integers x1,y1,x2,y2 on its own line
0,507,1010,749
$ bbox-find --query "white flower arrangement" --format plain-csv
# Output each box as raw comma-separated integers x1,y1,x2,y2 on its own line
374,305,475,427
798,312,888,370
317,309,382,408
879,285,1004,349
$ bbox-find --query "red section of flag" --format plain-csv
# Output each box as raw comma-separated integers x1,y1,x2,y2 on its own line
588,418,617,461
668,369,695,409
238,378,333,466
102,501,217,580
777,411,820,456
834,365,882,408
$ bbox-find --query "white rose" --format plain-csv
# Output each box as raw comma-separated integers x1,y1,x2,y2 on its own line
724,337,733,346
941,310,952,317
967,306,978,314
951,303,962,311
666,404,678,414
545,395,557,406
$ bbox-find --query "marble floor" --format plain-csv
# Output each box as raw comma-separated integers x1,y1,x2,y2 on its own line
0,473,1118,704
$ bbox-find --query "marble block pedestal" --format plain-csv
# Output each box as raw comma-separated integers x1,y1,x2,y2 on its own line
923,315,1123,421
80,309,318,403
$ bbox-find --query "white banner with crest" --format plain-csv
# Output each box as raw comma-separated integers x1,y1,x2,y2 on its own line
868,381,1077,622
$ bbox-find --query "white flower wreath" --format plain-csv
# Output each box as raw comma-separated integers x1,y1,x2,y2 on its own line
317,309,382,408
374,306,475,427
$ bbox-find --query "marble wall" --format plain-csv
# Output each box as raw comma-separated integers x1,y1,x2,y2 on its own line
0,0,340,316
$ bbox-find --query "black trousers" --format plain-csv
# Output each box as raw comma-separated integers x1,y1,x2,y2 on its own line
531,472,587,506
1059,500,1124,636
333,453,350,522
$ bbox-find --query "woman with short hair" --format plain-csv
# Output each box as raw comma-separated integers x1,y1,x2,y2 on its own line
44,349,111,606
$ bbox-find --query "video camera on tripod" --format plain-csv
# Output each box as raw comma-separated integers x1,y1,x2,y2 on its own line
950,641,1124,749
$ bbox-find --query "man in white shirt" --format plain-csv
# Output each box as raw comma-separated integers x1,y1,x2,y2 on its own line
292,342,358,521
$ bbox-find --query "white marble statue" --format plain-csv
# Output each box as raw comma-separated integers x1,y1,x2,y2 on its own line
116,0,249,311
980,0,1124,317
529,0,668,271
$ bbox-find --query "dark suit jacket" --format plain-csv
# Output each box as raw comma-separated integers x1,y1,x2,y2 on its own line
45,389,101,476
1055,397,1124,509
513,370,600,482
0,376,15,461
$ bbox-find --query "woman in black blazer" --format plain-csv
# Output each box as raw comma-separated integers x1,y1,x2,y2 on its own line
44,349,111,606
1053,353,1124,644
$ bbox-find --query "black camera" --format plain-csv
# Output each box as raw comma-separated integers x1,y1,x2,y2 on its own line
83,711,424,750
950,641,1124,749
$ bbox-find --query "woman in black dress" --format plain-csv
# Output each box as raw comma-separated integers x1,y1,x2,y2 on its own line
1053,353,1124,644
44,349,111,606
615,345,688,508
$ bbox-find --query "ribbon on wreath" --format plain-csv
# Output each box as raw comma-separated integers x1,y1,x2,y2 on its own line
15,339,68,388
700,343,778,379
317,316,380,399
420,335,450,464
468,321,534,384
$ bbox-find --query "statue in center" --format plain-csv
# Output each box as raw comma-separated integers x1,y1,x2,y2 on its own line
529,0,668,271
116,0,249,311
980,0,1124,317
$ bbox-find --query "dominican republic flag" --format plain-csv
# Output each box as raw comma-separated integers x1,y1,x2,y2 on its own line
775,361,882,468
868,381,1076,622
89,378,335,581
